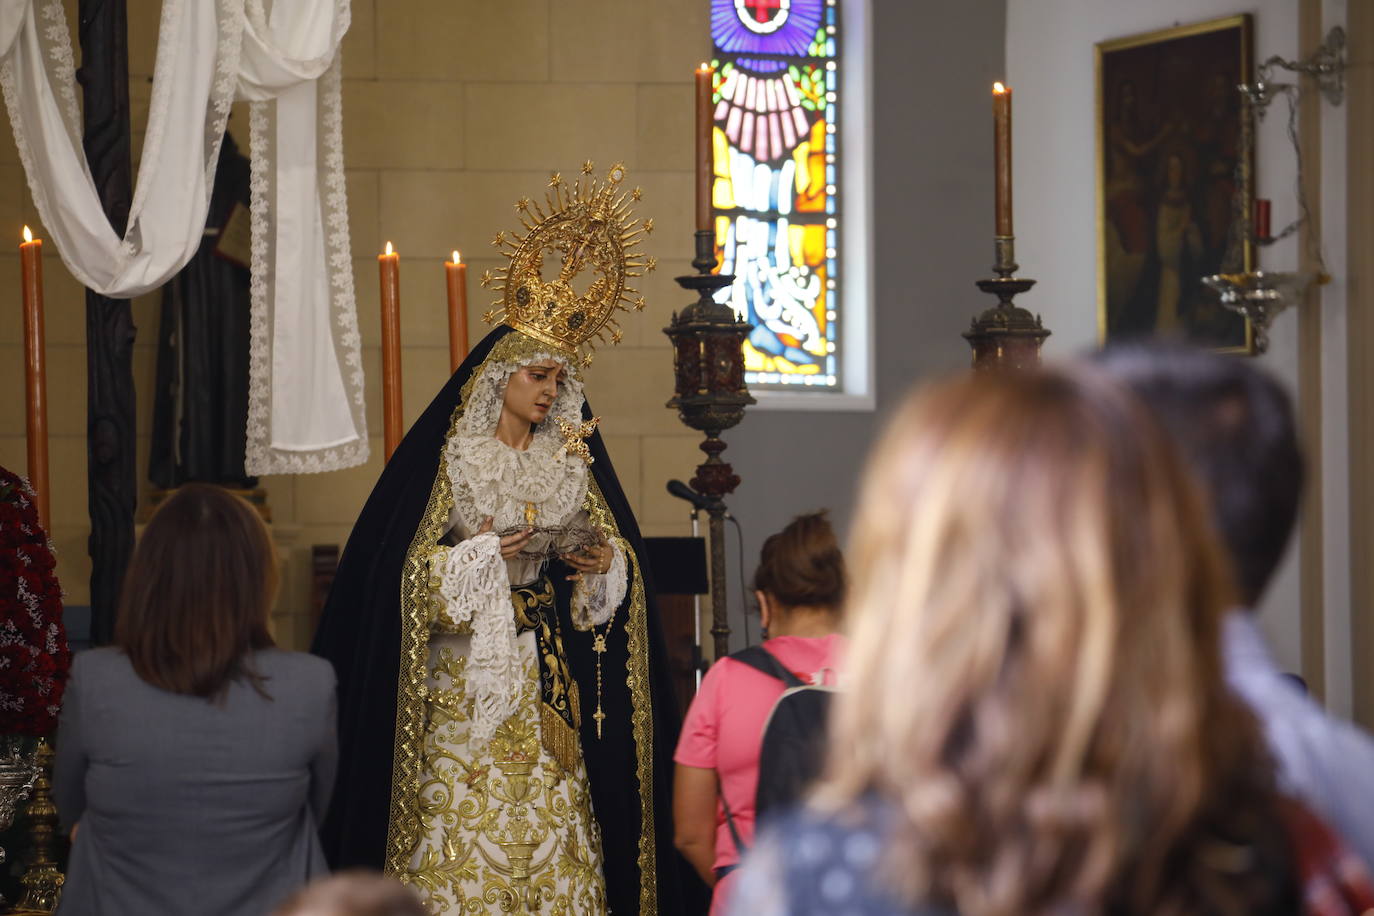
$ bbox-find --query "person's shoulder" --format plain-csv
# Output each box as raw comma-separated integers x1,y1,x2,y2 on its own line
738,803,926,915
69,646,131,682
256,648,336,690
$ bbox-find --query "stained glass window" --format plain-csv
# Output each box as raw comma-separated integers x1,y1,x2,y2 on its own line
711,0,842,390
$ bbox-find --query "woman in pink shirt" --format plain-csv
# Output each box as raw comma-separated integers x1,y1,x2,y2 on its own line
673,512,845,915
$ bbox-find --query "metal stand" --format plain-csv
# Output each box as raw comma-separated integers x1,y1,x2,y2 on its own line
689,508,703,689
665,230,754,662
964,234,1049,369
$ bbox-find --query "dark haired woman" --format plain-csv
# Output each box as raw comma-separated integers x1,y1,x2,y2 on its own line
54,484,337,916
673,511,846,915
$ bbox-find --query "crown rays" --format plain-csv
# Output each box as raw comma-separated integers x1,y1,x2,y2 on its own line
482,162,655,363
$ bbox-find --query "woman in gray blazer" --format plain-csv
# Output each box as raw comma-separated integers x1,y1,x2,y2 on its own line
54,484,338,916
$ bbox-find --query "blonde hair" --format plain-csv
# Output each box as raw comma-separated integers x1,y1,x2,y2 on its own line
819,367,1280,914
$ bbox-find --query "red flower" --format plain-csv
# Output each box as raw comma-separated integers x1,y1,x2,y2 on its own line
0,468,71,736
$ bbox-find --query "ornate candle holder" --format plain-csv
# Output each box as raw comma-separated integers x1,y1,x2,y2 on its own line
1197,28,1345,354
1201,270,1316,354
10,739,61,914
0,737,40,908
665,230,753,661
964,236,1049,369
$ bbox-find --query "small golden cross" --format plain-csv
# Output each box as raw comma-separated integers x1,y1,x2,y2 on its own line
556,416,599,465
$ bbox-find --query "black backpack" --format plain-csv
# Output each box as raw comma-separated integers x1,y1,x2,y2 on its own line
729,646,836,823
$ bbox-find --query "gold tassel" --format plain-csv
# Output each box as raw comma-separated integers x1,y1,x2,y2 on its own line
540,699,581,774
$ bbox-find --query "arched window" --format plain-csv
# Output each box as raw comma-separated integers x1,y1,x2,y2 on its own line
711,0,870,405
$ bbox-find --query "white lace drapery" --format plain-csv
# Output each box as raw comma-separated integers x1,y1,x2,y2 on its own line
431,352,629,749
445,351,589,536
0,0,366,475
430,531,521,744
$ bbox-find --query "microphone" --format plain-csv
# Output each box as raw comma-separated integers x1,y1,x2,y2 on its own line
666,479,711,511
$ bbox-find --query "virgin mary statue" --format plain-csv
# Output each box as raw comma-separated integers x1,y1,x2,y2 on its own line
313,164,702,914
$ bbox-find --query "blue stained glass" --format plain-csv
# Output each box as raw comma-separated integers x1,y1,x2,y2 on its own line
738,57,789,72
711,0,825,55
826,164,835,183
826,198,835,214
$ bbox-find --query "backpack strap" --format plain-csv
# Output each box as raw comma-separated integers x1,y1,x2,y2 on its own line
728,645,807,688
717,773,749,860
711,645,807,865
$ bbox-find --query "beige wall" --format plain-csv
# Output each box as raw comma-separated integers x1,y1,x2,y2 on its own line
0,0,711,649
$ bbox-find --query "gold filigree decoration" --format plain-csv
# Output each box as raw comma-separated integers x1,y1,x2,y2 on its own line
388,402,465,877
405,653,606,913
483,162,654,361
555,416,599,466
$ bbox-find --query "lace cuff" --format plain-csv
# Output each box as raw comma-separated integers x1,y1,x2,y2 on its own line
427,532,521,744
571,540,628,630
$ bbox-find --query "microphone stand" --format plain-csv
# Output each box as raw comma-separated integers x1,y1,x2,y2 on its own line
689,507,703,689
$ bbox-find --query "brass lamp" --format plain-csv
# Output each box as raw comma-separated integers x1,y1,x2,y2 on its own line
665,230,753,661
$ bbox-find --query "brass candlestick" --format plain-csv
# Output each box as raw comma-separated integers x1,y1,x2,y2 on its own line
11,739,62,914
665,230,753,661
965,235,1049,369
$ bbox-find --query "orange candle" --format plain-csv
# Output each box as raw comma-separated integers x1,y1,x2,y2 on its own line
696,63,715,233
993,82,1013,237
445,250,469,373
20,226,49,530
378,241,403,462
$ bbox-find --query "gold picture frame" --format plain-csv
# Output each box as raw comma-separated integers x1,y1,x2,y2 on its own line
1096,14,1255,352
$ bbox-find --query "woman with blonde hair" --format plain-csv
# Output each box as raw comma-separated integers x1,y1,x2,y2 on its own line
729,367,1297,916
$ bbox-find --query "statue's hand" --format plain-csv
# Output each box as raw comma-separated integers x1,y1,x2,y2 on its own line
478,516,533,560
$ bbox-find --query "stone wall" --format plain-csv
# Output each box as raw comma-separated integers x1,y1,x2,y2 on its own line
0,0,712,648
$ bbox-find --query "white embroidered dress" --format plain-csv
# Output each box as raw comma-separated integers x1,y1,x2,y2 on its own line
403,353,627,914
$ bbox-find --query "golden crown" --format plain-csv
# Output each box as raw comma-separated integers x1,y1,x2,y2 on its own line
480,161,656,364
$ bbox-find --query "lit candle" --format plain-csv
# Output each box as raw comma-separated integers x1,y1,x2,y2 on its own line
378,241,403,462
1255,198,1272,241
993,81,1013,238
445,250,469,373
19,227,49,529
696,62,715,233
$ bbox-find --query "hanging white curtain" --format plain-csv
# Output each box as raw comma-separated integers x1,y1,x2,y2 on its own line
0,0,367,475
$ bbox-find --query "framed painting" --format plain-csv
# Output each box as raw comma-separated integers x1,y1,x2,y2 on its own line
1096,15,1254,352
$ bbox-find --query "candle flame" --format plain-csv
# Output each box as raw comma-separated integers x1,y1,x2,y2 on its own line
993,81,1008,94
384,241,393,256
453,250,461,265
698,62,710,71
22,225,31,243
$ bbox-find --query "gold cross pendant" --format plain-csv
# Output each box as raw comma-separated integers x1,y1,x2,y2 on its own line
593,705,606,738
556,416,600,465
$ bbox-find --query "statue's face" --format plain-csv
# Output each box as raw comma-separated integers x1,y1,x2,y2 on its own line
502,359,567,427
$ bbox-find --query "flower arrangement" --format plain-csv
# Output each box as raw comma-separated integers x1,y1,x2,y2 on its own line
0,467,69,736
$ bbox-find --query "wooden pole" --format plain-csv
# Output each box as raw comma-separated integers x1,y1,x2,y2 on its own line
378,243,402,461
79,0,136,647
20,231,49,531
